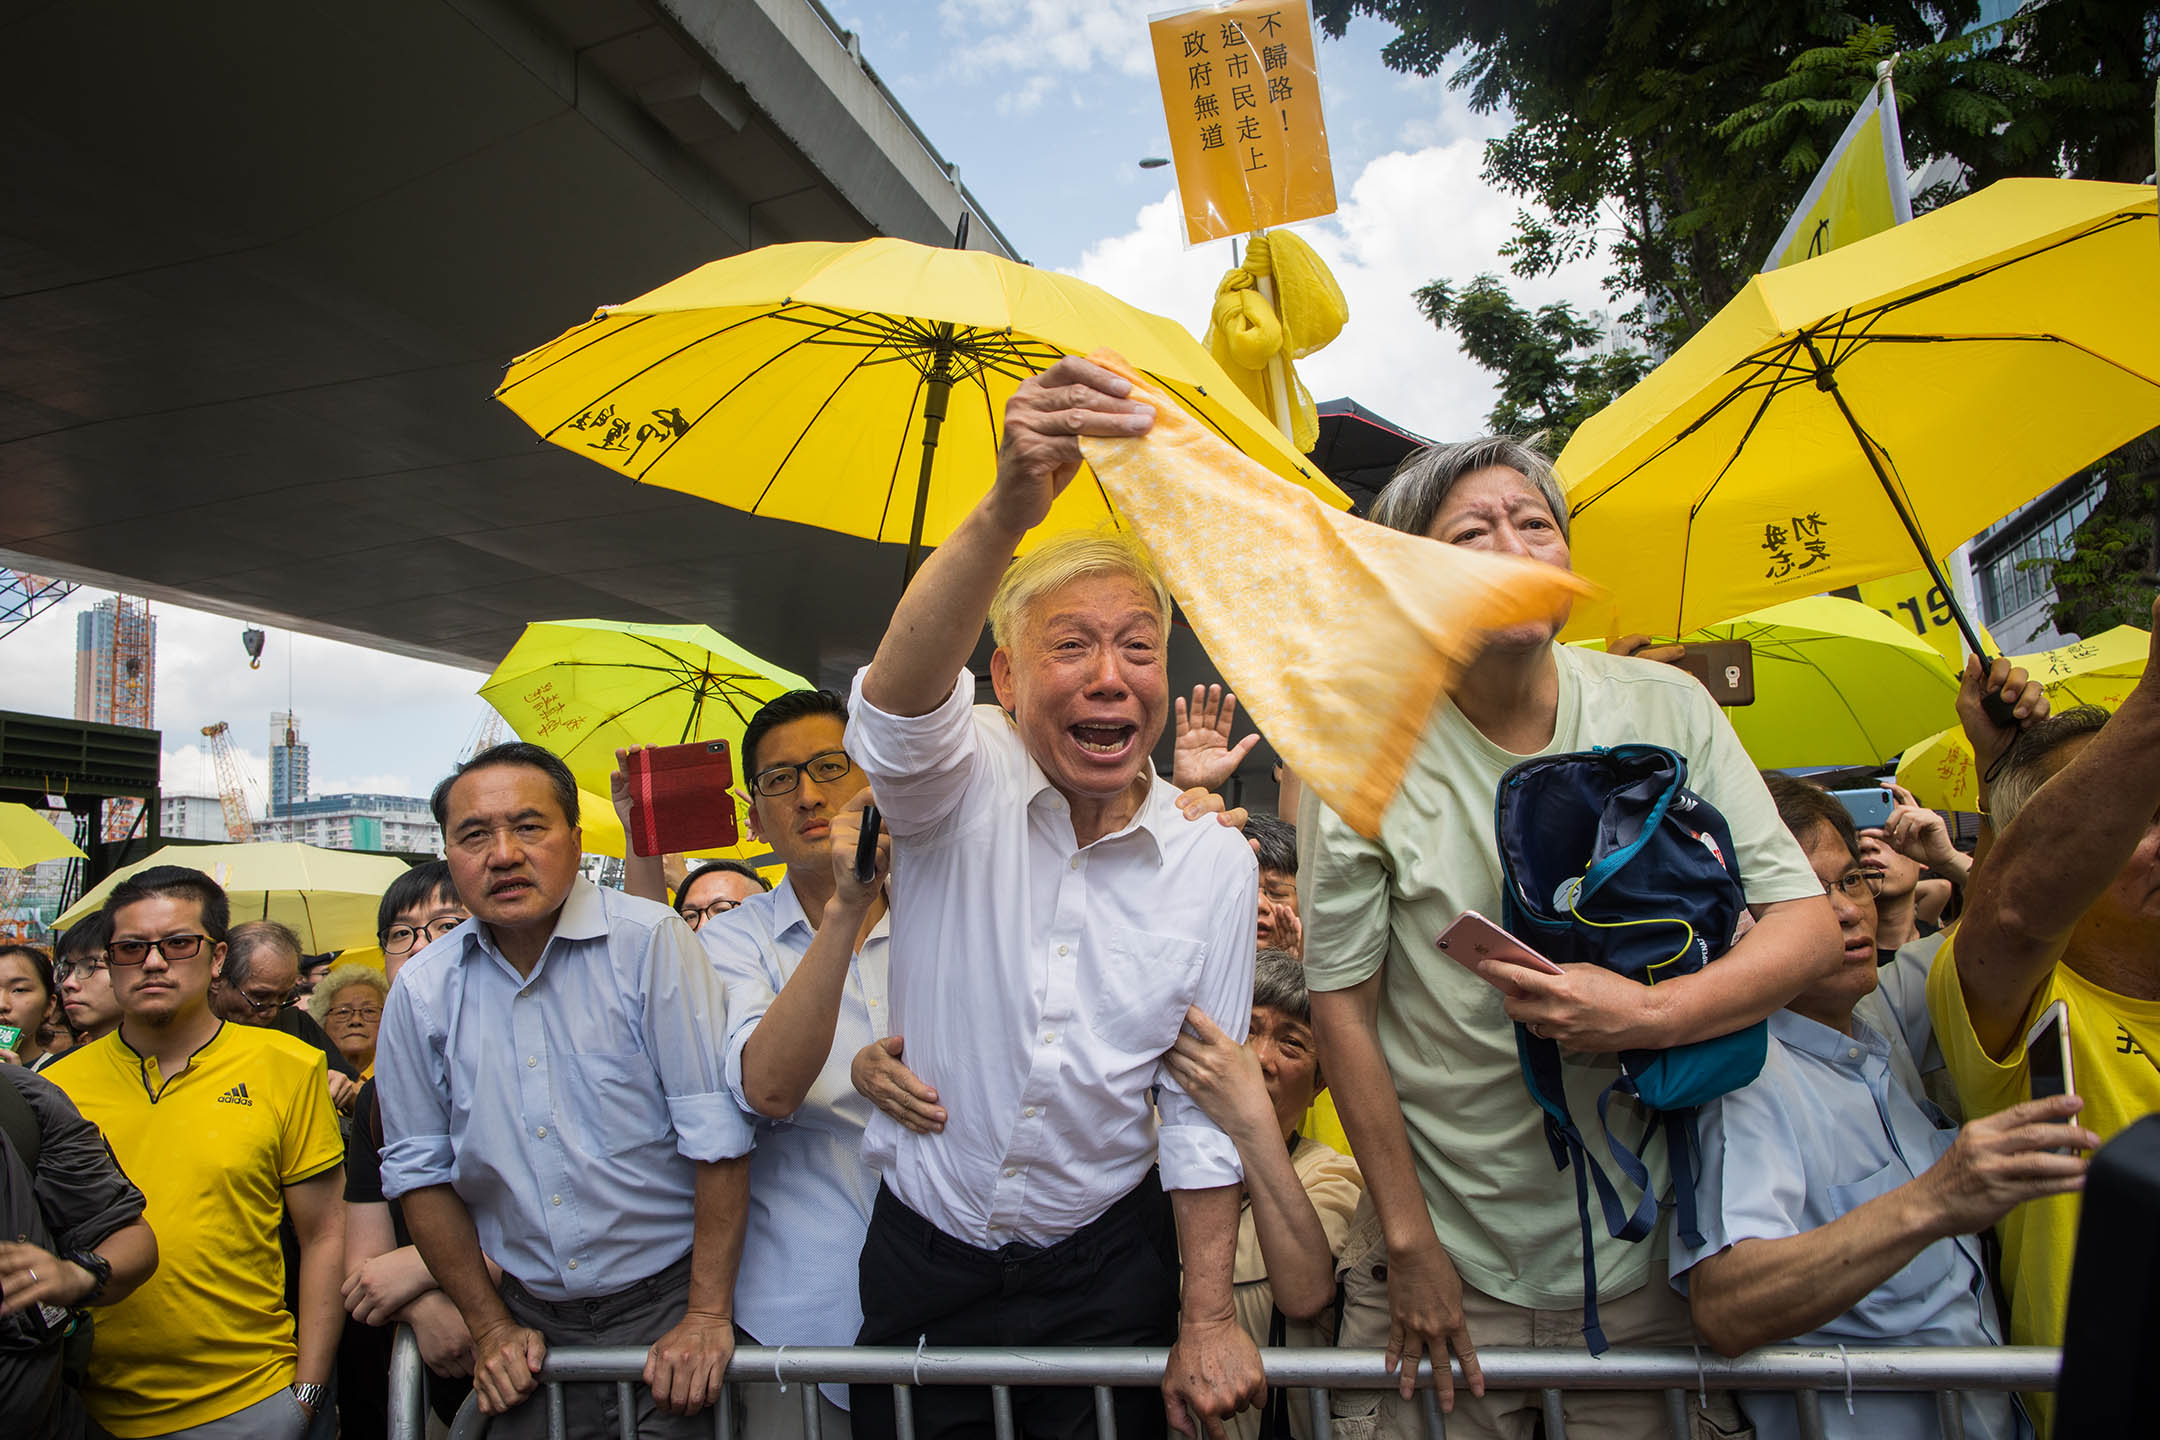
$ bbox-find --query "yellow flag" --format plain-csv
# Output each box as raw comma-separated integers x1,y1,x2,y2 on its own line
1763,69,1913,270
1850,568,1989,668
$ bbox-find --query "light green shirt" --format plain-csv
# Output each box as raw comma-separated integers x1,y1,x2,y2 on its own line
1299,643,1817,1308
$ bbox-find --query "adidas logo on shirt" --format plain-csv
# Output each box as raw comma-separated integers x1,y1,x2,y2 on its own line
217,1083,252,1106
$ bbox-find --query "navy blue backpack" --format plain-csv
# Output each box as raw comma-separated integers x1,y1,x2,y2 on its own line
1493,743,1764,1353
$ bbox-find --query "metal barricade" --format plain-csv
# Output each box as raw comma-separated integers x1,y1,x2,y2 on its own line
398,1340,2057,1440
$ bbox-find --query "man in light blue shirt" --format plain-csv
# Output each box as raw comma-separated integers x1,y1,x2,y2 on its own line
376,743,755,1438
696,688,889,1440
1673,778,2092,1440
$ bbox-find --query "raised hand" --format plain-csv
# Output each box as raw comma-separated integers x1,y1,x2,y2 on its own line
990,357,1155,534
1172,685,1261,792
1956,656,2046,771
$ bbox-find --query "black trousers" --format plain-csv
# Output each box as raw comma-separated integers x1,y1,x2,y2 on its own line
852,1171,1180,1440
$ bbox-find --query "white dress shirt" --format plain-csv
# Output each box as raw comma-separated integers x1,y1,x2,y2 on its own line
702,876,889,1408
846,667,1258,1248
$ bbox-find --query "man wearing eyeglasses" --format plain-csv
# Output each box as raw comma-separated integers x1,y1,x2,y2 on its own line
209,921,361,1112
1668,778,2087,1440
695,688,886,1439
50,865,347,1440
54,916,121,1045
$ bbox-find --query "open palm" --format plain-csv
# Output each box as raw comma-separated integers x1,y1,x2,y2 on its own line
1172,685,1261,792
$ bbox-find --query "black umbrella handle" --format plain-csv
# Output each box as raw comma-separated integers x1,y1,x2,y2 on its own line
855,805,882,886
1980,687,2022,731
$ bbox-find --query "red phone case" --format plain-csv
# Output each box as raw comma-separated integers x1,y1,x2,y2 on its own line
623,740,740,858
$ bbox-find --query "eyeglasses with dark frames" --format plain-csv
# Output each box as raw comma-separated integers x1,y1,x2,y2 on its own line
382,915,468,955
107,934,210,967
679,898,744,929
750,749,855,799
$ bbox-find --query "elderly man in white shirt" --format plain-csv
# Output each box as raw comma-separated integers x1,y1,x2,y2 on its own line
845,356,1264,1440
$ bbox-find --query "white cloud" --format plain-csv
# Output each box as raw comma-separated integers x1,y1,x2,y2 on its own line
937,0,1161,79
0,588,488,807
1066,140,1616,442
996,73,1060,115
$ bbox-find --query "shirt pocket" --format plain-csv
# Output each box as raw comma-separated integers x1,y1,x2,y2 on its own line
1826,1159,1962,1327
1084,926,1209,1056
562,1050,671,1159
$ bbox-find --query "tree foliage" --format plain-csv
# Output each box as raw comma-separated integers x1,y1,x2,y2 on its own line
1318,0,2159,625
2030,434,2160,640
1414,276,1651,447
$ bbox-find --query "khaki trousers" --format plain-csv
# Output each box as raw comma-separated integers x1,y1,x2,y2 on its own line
1329,1196,1749,1440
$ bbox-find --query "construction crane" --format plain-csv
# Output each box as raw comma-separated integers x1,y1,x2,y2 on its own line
466,708,505,760
200,722,262,842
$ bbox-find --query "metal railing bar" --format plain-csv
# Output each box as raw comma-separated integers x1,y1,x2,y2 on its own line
715,1385,731,1440
617,1381,635,1440
894,1383,916,1440
802,1379,824,1439
1664,1387,1690,1440
1541,1387,1568,1440
1418,1386,1445,1439
546,1381,567,1440
990,1383,1015,1440
509,1344,2059,1392
1936,1388,1967,1440
1094,1384,1116,1438
1795,1388,1829,1440
388,1324,428,1440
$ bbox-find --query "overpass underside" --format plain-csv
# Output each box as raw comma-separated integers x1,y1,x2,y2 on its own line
0,0,1015,687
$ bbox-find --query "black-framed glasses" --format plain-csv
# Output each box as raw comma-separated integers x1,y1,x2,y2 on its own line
1826,869,1884,902
233,986,297,1014
56,955,109,982
750,749,855,798
108,934,209,967
678,897,743,929
382,915,467,955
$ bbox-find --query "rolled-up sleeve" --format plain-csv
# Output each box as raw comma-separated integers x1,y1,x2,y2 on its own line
1155,844,1259,1191
846,667,980,836
1671,1072,1810,1290
375,980,455,1200
702,917,779,1116
1297,786,1394,993
645,914,756,1162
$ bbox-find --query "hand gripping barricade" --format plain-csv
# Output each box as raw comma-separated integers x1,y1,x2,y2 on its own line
1495,744,1765,1355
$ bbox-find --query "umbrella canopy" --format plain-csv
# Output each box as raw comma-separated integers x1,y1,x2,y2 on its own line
480,619,811,796
1896,623,2149,810
1310,398,1430,515
55,842,411,952
494,238,1350,568
1581,596,1961,769
0,804,84,869
1557,179,2160,646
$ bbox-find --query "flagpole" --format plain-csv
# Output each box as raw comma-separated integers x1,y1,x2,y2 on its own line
1248,228,1298,440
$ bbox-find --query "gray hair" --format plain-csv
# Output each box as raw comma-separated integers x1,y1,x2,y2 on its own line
222,919,303,987
1989,705,2112,830
308,962,389,1027
1253,948,1309,1025
987,528,1171,652
1369,436,1570,542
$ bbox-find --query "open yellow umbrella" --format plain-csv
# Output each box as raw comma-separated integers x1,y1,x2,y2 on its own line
1896,624,2149,810
480,619,810,797
55,842,411,952
1558,179,2160,672
1579,595,1960,769
0,804,84,870
495,237,1349,573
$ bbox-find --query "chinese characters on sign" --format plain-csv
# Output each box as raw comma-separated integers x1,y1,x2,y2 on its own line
1148,1,1336,244
1761,512,1832,580
565,403,693,470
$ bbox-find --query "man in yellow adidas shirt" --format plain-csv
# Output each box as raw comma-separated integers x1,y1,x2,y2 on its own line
51,865,345,1439
1928,599,2160,1436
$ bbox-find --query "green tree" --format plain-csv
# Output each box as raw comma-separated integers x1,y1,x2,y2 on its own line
2029,435,2160,640
1414,275,1651,446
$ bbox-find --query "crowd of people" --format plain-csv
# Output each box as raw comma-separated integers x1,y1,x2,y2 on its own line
0,356,2155,1440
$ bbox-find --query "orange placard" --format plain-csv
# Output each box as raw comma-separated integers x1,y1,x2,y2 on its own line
1149,1,1337,245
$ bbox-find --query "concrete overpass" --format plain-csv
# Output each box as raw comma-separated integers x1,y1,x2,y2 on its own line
0,0,1025,689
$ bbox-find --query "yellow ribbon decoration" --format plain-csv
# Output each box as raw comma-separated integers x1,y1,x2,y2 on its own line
1203,231,1348,454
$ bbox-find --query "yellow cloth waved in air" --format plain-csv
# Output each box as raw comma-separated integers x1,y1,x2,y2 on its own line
1080,349,1594,838
1204,231,1347,454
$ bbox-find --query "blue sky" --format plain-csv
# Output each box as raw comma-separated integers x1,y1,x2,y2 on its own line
4,3,1621,808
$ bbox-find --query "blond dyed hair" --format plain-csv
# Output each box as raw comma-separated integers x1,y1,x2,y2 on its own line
987,529,1172,650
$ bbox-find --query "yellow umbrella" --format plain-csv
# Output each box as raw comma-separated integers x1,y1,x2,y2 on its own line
494,237,1349,571
0,804,84,869
1558,179,2160,667
480,619,810,796
1896,624,2150,810
1578,595,1960,769
55,842,411,952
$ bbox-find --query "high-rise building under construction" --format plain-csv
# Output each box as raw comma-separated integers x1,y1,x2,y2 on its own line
269,710,309,814
74,596,157,840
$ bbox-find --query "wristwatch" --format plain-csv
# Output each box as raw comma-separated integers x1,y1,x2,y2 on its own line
59,1248,112,1305
291,1382,329,1413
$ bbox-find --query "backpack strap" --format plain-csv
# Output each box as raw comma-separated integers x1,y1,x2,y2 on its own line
0,1072,39,1176
1666,1109,1706,1251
